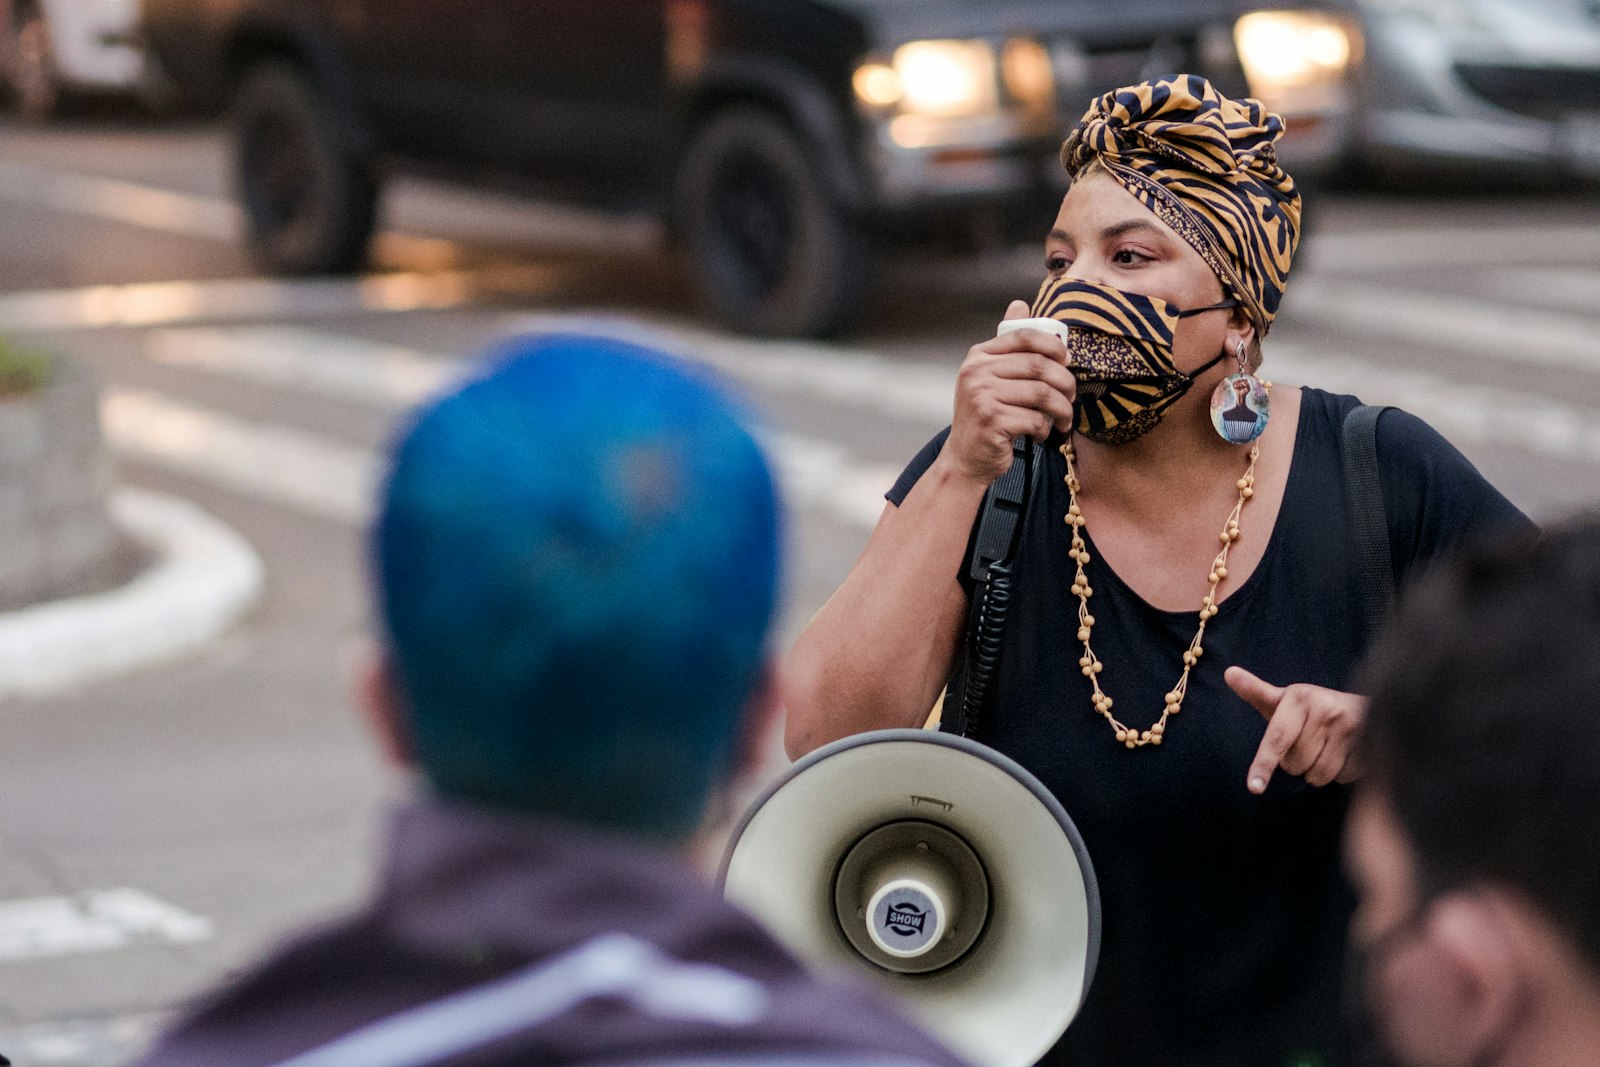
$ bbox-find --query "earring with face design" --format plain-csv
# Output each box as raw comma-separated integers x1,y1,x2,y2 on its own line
1210,340,1270,444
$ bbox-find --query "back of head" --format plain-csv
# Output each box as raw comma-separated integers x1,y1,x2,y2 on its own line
374,334,781,839
1361,520,1600,978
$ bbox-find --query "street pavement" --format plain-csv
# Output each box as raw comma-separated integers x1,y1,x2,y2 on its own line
0,112,1596,1065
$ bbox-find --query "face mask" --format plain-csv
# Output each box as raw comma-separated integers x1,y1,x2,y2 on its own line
1030,277,1235,445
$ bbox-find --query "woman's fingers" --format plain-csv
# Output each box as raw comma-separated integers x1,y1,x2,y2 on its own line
1236,677,1368,793
988,352,1078,403
1246,693,1304,794
986,377,1077,430
1226,666,1285,719
979,326,1070,366
1305,741,1348,788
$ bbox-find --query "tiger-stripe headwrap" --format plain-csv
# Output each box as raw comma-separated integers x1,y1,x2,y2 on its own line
1060,74,1301,336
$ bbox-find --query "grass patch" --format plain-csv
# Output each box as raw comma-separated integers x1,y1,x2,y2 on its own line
0,336,53,398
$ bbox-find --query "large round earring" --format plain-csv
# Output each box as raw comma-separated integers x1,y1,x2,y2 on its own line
1209,340,1269,444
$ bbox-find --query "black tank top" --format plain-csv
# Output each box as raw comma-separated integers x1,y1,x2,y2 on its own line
887,388,1530,1067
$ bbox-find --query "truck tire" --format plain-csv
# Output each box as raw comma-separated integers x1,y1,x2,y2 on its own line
673,107,870,338
6,7,61,122
232,61,377,276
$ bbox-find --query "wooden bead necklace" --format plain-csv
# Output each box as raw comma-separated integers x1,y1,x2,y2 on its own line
1061,436,1260,749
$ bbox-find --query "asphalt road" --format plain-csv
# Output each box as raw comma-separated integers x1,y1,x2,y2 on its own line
0,112,1596,1066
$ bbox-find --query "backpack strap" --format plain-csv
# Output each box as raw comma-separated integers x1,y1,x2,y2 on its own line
1342,404,1395,638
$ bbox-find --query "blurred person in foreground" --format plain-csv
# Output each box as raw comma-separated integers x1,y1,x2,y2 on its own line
133,334,968,1067
785,74,1534,1066
1347,520,1600,1067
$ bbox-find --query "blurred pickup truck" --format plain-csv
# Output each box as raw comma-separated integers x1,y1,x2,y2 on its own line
140,0,1357,337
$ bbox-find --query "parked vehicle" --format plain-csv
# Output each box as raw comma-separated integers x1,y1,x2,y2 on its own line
1339,0,1600,181
141,0,1359,337
1,0,150,120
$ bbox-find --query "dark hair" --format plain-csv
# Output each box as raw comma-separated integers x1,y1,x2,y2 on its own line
374,333,781,838
1360,518,1600,975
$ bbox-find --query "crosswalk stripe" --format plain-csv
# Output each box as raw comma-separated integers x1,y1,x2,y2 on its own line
1485,266,1600,317
1285,278,1600,375
102,390,381,525
0,889,211,963
1305,225,1600,271
102,385,901,532
126,318,1600,515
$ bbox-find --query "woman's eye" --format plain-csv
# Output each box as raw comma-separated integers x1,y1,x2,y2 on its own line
1112,248,1149,266
1046,254,1071,272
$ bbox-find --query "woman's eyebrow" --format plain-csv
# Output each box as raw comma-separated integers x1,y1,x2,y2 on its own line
1101,219,1167,243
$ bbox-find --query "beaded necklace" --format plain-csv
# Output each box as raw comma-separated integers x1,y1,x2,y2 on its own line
1061,436,1260,749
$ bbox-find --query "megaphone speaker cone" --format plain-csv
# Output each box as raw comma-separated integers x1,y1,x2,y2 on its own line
720,730,1100,1067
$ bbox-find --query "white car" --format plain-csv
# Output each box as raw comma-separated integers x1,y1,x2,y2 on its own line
1,0,148,120
1233,0,1600,180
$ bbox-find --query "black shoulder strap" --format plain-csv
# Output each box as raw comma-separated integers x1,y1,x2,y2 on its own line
942,436,1045,738
1342,404,1395,638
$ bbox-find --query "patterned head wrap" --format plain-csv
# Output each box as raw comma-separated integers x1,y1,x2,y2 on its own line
1060,74,1302,336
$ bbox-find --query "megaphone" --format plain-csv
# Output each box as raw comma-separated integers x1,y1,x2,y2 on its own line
720,729,1099,1067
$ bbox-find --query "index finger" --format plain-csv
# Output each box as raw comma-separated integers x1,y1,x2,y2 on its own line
982,327,1069,366
1246,697,1307,795
1225,666,1284,720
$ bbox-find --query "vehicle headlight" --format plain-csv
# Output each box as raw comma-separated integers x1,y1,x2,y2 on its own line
853,40,1000,119
1235,11,1360,100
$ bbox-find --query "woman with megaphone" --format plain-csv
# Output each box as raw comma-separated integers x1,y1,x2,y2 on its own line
785,75,1531,1067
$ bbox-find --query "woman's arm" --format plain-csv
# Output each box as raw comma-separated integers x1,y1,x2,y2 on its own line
783,315,1076,759
783,459,989,759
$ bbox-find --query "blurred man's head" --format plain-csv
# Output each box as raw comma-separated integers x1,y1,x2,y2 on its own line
370,333,781,840
1351,520,1600,1067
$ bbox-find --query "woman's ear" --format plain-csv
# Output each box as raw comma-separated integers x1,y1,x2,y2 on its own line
1225,306,1257,360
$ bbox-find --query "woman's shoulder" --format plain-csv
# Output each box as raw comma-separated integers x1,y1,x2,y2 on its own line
1296,387,1458,465
1295,388,1534,557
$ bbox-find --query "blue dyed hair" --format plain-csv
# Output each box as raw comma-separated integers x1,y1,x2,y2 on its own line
374,334,782,837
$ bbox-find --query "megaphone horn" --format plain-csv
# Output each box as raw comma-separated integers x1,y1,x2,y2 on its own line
719,729,1100,1067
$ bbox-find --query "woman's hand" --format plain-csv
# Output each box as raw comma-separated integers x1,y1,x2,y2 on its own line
1226,666,1367,793
940,299,1077,486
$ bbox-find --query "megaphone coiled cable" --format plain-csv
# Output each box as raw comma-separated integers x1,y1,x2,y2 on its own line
957,565,1011,740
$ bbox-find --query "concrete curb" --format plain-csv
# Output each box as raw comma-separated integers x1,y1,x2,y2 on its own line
0,488,264,700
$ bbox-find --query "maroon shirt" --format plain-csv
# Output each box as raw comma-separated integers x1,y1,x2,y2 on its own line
134,800,969,1067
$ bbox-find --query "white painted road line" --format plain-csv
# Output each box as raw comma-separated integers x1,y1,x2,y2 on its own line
0,272,505,333
124,318,1600,515
1287,278,1600,375
101,383,901,533
1305,224,1600,272
0,888,211,964
0,489,263,700
1487,267,1600,317
0,160,236,241
1272,346,1600,468
103,390,381,525
0,1013,166,1066
147,326,465,409
505,311,957,423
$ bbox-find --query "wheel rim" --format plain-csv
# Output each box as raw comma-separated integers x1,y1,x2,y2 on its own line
706,149,796,299
241,108,320,240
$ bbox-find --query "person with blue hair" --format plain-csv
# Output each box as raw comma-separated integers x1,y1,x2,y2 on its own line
132,334,968,1067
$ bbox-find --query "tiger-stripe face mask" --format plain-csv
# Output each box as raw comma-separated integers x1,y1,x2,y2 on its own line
1031,276,1234,446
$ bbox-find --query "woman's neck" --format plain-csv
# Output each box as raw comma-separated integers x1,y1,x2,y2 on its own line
1072,400,1251,520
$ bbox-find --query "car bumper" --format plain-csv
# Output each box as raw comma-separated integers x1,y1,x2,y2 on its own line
1356,15,1600,176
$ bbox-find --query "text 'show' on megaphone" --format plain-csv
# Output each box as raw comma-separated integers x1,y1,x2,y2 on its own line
719,729,1100,1067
